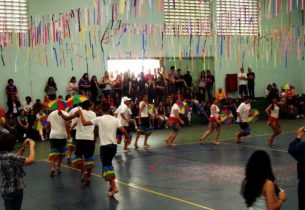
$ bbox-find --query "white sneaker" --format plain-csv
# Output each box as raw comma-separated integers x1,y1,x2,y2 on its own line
296,115,301,119
301,114,305,118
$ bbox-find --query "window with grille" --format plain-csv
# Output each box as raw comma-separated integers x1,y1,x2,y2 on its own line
0,0,28,33
164,0,211,36
216,0,259,36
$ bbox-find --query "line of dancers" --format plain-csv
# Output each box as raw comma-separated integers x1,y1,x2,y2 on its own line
45,94,284,197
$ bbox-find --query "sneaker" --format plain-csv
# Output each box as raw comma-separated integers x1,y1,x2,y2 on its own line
296,115,301,119
301,114,305,118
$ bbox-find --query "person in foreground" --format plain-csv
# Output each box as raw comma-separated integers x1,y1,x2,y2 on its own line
288,126,305,210
241,150,287,210
0,134,35,210
79,103,130,197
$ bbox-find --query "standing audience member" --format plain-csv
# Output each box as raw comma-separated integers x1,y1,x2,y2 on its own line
238,67,248,98
7,95,21,118
6,79,18,102
197,71,207,102
67,77,78,96
288,126,305,210
184,70,193,88
168,66,176,94
241,150,287,210
100,71,112,97
44,77,57,100
155,74,165,105
206,70,215,101
90,75,99,103
247,67,255,101
79,73,91,96
175,69,185,93
0,134,35,210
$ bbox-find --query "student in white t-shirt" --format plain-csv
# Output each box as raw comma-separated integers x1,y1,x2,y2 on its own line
79,103,129,197
166,95,184,146
134,94,152,149
199,98,221,145
115,96,132,151
59,101,96,185
47,109,69,177
236,96,251,143
265,97,283,146
238,67,248,98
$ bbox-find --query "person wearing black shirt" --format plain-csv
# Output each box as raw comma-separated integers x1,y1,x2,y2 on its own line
184,71,193,88
155,74,165,105
288,126,305,210
247,67,255,100
206,70,215,101
175,69,185,93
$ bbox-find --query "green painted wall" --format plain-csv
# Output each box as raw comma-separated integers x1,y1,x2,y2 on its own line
0,0,304,108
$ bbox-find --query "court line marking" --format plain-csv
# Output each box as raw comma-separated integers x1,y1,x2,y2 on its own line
174,131,295,148
41,160,215,210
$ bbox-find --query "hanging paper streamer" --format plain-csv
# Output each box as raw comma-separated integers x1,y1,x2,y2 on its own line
116,27,127,47
285,49,288,68
53,47,59,67
0,45,5,66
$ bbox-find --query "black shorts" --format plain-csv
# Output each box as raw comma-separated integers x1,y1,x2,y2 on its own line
75,140,95,159
239,122,251,133
50,139,67,149
287,98,295,105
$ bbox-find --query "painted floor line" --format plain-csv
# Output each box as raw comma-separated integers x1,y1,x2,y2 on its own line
41,160,215,210
174,131,295,147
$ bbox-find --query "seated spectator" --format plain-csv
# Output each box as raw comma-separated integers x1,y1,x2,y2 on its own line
0,108,9,134
5,112,17,138
32,99,43,114
23,96,34,114
215,88,227,102
17,109,29,142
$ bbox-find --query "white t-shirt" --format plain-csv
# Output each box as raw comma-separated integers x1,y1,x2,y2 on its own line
69,107,81,130
238,72,248,85
270,104,280,118
140,101,148,118
76,110,96,141
116,104,132,127
23,101,33,112
48,110,68,139
170,103,180,118
91,115,122,146
210,104,220,118
237,102,251,123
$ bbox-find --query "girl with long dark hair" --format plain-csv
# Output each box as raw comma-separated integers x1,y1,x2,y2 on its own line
44,77,57,100
241,150,287,210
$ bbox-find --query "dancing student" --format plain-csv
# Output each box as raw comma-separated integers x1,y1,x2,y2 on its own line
265,98,283,146
166,95,184,147
199,98,221,145
0,135,35,210
115,96,133,151
241,150,287,210
79,103,129,196
59,100,96,185
236,96,251,144
134,94,152,149
288,127,305,210
47,109,70,177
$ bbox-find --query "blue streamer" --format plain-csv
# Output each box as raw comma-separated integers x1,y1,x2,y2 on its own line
196,37,200,56
285,50,288,68
142,32,145,58
220,36,223,56
53,48,59,67
116,27,127,47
